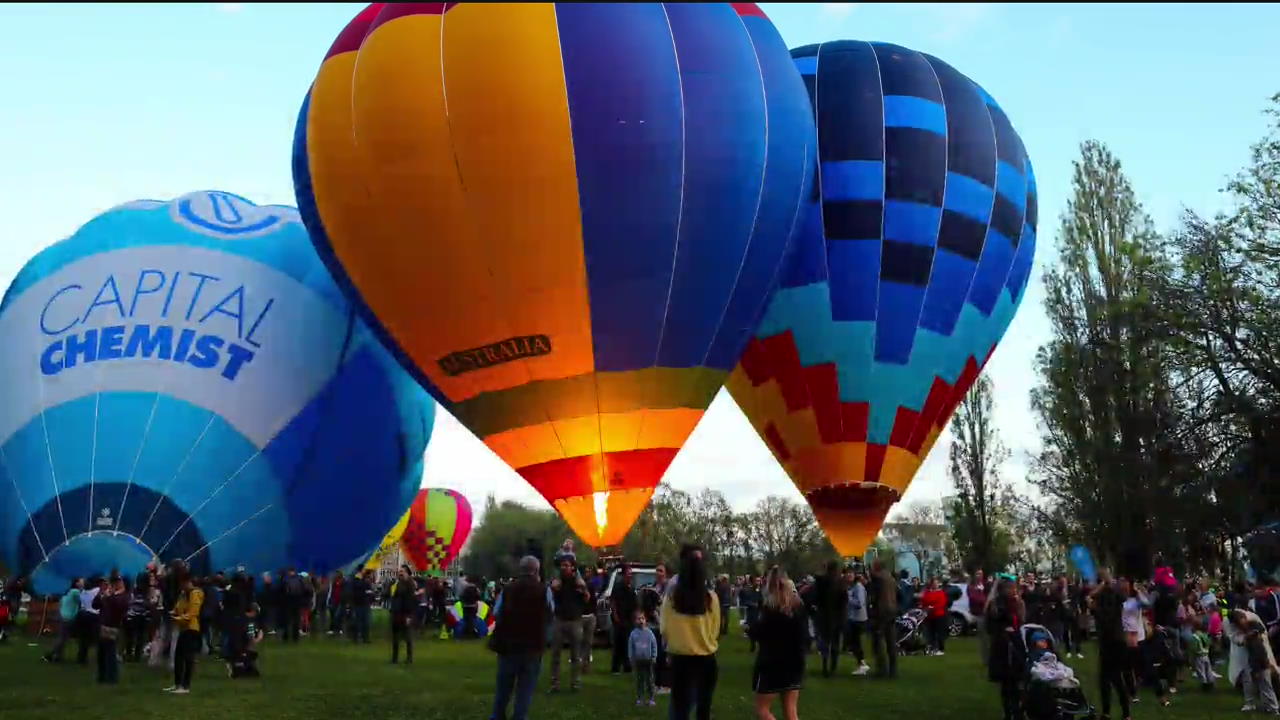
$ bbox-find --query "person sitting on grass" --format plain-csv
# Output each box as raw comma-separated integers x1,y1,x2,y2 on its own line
228,602,265,679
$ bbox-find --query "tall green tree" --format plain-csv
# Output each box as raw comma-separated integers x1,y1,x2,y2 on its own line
461,495,594,579
946,375,1012,573
1149,94,1280,571
1030,140,1193,578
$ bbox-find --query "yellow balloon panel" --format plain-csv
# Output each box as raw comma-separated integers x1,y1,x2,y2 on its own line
297,2,817,547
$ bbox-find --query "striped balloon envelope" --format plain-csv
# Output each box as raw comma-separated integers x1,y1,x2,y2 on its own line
293,3,815,546
399,488,472,574
728,41,1037,556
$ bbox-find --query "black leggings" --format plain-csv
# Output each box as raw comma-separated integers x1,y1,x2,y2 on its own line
845,620,865,663
820,628,840,675
669,653,718,720
999,677,1021,720
928,616,948,652
174,630,200,689
124,615,148,660
1099,643,1133,718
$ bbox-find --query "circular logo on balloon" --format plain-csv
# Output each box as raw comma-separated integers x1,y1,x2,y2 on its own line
172,191,296,239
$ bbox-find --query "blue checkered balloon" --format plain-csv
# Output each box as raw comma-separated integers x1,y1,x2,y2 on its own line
728,41,1037,555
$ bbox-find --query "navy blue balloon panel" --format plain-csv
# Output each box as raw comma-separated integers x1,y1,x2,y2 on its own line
729,41,1037,555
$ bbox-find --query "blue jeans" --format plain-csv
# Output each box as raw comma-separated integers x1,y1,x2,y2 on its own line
491,652,542,720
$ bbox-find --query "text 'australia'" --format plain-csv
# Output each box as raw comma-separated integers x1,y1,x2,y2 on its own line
437,335,552,377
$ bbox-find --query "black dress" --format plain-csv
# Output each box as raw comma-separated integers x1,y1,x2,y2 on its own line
749,605,809,694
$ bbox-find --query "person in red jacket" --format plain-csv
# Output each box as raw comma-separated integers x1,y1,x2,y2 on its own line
920,577,950,656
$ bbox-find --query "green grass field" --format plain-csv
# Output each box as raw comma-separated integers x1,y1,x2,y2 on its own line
0,612,1249,719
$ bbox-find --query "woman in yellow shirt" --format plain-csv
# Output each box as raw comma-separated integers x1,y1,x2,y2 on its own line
167,573,204,695
661,545,720,720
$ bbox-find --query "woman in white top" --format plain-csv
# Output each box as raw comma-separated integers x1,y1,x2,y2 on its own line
846,574,869,676
1119,578,1148,706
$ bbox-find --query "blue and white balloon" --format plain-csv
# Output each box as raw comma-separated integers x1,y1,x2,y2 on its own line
0,191,433,594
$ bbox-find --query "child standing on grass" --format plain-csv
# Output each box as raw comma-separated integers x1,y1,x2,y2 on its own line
1190,617,1214,691
628,610,658,707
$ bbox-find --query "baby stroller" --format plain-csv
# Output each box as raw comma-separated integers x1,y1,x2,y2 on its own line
897,608,929,655
1021,624,1095,720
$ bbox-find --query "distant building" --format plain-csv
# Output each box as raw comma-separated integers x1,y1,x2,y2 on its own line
377,547,405,584
880,521,951,580
940,495,961,525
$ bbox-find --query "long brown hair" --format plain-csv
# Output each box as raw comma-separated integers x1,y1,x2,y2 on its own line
762,566,802,616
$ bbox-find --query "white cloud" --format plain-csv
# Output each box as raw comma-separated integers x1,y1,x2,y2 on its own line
820,3,858,20
214,3,243,12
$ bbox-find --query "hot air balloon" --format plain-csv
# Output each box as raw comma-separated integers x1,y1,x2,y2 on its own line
399,488,472,575
293,3,815,546
728,42,1037,556
0,191,434,595
359,499,415,573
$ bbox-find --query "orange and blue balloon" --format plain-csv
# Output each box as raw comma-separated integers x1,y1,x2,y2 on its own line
293,3,815,546
729,42,1037,555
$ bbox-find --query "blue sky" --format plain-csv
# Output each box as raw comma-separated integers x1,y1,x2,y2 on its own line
3,2,1279,519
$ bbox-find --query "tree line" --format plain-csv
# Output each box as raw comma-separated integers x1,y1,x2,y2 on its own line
948,93,1280,582
461,487,844,580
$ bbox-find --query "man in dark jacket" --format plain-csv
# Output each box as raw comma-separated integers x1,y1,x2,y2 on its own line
868,561,899,679
257,573,276,636
610,565,638,674
897,570,915,611
389,566,417,664
93,575,129,684
350,570,375,644
548,556,588,692
280,568,307,643
490,556,550,720
715,575,732,636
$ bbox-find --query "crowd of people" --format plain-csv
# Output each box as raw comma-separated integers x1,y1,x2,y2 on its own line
10,548,1280,720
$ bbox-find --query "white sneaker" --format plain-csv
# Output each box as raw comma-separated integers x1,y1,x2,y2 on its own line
852,663,870,676
172,688,190,695
162,687,177,693
1243,704,1257,712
